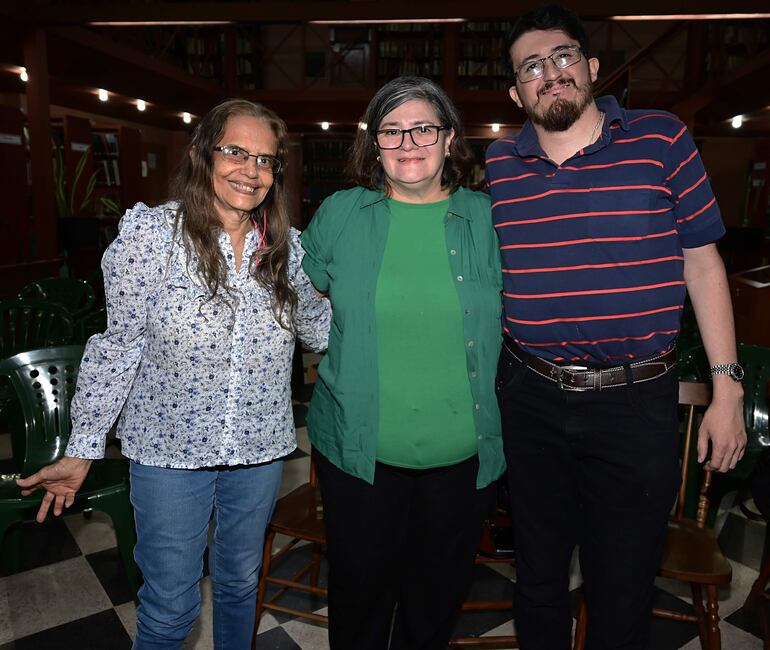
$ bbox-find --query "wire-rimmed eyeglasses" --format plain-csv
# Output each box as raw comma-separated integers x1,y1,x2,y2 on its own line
515,46,583,83
214,145,282,174
375,125,449,150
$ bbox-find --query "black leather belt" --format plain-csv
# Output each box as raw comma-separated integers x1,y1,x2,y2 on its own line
503,336,676,391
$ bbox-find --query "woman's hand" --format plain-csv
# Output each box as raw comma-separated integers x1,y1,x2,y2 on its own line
16,456,93,522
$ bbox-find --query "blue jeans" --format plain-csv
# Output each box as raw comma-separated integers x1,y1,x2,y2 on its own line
129,460,283,650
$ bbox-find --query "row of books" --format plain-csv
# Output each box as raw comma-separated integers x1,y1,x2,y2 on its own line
91,131,119,157
377,40,442,59
461,22,515,34
96,158,121,187
377,59,442,77
457,59,508,78
460,37,509,59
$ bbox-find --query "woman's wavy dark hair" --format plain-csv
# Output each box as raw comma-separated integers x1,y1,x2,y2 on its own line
346,76,473,193
169,99,296,329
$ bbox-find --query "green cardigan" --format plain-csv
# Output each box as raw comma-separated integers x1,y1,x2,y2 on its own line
301,186,505,488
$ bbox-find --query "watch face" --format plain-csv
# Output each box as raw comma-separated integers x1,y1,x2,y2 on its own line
731,364,745,381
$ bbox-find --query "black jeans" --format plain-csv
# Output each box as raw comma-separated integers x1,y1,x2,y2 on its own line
316,451,493,650
496,346,680,650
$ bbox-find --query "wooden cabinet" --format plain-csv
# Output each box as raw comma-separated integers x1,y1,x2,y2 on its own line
729,265,770,347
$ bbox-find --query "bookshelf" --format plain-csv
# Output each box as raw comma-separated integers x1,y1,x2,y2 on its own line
182,27,225,84
467,138,495,191
301,136,354,226
56,116,95,218
235,24,263,90
91,129,121,190
457,22,514,91
374,24,443,83
48,118,142,277
91,126,143,214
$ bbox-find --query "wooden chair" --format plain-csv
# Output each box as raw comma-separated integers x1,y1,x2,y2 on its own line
575,381,732,650
678,344,770,526
449,502,519,649
253,451,326,646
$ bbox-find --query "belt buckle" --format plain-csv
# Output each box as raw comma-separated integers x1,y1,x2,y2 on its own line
549,364,590,391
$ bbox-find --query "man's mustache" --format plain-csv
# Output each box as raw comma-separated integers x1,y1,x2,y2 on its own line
538,78,576,96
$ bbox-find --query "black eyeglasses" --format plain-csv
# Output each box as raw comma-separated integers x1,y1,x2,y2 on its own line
515,46,583,83
375,125,449,150
214,145,282,174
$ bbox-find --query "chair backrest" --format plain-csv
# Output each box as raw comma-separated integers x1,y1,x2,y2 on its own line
19,277,96,318
0,300,74,357
675,381,712,526
0,345,84,475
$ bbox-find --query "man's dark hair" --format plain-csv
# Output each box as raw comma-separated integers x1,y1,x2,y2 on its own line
505,4,590,84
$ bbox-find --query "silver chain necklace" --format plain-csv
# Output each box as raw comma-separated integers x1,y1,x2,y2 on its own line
587,111,605,147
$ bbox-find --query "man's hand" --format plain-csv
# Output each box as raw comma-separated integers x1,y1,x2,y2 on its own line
697,388,746,472
16,456,93,522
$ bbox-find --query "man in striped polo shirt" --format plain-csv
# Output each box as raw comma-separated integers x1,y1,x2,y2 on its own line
487,4,746,648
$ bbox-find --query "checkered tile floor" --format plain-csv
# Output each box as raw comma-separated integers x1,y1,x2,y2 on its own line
0,353,766,648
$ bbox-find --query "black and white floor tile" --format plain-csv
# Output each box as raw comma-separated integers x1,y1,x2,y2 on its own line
0,352,766,648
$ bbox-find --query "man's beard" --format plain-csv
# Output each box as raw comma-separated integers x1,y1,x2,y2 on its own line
527,77,593,132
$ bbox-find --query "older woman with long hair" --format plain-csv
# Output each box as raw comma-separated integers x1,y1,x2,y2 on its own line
18,99,330,649
301,76,505,649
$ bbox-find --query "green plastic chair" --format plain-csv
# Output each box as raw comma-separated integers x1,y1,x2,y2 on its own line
0,346,141,600
0,299,74,358
0,300,75,418
18,278,96,320
681,343,770,524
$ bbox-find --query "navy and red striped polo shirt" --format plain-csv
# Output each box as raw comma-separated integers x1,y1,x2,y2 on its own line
486,95,725,365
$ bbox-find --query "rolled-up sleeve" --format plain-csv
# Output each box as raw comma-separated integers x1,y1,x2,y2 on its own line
66,204,169,458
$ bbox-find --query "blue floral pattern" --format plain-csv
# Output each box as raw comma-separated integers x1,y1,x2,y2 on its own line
66,202,330,468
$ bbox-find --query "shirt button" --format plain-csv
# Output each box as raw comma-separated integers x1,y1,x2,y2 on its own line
470,370,477,378
464,309,471,315
457,275,464,282
475,403,481,410
468,340,475,348
449,249,457,256
478,434,483,440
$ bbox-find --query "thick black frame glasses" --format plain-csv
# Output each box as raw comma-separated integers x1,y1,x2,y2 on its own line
214,145,282,174
515,46,583,83
375,125,449,150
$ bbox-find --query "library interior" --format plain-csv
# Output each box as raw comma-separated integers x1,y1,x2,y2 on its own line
1,1,770,649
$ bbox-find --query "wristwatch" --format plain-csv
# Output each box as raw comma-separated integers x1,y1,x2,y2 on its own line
709,363,745,382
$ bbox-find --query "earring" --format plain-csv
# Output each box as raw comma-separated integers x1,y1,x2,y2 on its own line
376,155,381,161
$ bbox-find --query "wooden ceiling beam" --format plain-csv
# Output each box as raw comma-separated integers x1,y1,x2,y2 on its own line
9,1,770,25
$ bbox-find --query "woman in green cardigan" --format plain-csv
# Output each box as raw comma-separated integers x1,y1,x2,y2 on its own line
300,76,505,650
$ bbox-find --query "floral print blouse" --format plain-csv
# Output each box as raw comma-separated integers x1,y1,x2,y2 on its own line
65,202,331,468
